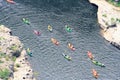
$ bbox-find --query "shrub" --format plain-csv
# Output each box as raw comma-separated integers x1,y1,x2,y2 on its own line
11,56,16,62
0,68,10,80
15,63,20,68
0,60,4,63
102,14,107,17
9,45,17,51
13,67,18,72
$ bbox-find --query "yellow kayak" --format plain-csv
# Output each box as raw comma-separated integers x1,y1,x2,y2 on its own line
48,25,53,32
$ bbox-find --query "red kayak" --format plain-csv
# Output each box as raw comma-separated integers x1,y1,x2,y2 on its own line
7,0,15,4
51,38,59,45
68,43,75,51
87,51,94,60
33,30,41,36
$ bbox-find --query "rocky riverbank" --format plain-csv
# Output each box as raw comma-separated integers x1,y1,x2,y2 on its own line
0,25,36,80
89,0,120,49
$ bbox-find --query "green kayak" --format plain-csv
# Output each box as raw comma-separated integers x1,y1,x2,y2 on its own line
65,25,72,32
62,53,71,61
22,18,30,25
92,60,105,67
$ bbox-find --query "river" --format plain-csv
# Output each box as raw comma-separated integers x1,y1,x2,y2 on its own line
0,0,120,80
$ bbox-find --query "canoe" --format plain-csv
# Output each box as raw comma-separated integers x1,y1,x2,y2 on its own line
33,30,41,36
26,48,32,57
7,0,15,4
48,25,53,32
65,25,72,32
22,18,30,25
68,43,75,51
87,51,94,60
92,60,105,67
92,69,98,79
62,53,71,61
51,38,59,45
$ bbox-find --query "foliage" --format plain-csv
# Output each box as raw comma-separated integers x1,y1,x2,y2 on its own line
0,60,4,63
102,14,107,17
106,0,120,7
0,53,6,58
9,45,17,51
11,56,16,62
0,68,10,80
15,63,20,68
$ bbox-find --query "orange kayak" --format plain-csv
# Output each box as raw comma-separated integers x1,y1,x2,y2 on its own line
51,38,59,45
7,0,15,4
87,51,94,60
68,43,75,51
92,69,98,79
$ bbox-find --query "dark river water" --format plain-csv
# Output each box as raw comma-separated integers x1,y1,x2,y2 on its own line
0,0,120,80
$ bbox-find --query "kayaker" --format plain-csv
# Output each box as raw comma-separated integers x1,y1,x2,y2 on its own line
33,30,41,36
51,38,59,45
26,48,32,57
22,18,30,25
65,25,72,32
87,51,94,60
7,0,15,4
48,25,52,32
68,43,75,51
92,69,98,79
92,60,105,67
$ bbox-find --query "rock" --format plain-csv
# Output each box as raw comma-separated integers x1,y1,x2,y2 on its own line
0,25,36,80
89,0,120,49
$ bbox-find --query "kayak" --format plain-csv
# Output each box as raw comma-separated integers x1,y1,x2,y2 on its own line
51,38,59,45
62,53,71,61
68,43,75,51
65,25,72,32
92,60,105,67
48,25,53,32
22,18,30,25
7,0,15,4
33,30,41,36
26,48,32,57
92,69,98,79
87,51,94,60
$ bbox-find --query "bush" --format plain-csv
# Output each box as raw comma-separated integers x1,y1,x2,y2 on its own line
0,60,4,63
11,56,16,62
102,14,107,17
0,68,10,80
107,0,120,7
15,63,20,68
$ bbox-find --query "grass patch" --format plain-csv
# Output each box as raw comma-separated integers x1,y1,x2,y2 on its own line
0,68,10,80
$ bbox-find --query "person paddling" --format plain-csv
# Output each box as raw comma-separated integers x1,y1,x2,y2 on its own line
87,51,94,60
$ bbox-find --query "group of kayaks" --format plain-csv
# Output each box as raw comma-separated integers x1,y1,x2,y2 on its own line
51,38,75,61
87,51,105,79
49,25,73,61
22,17,105,79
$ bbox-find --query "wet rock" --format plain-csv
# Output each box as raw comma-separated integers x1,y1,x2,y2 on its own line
89,0,120,49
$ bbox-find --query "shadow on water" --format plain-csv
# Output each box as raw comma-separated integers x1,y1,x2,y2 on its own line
0,0,120,80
